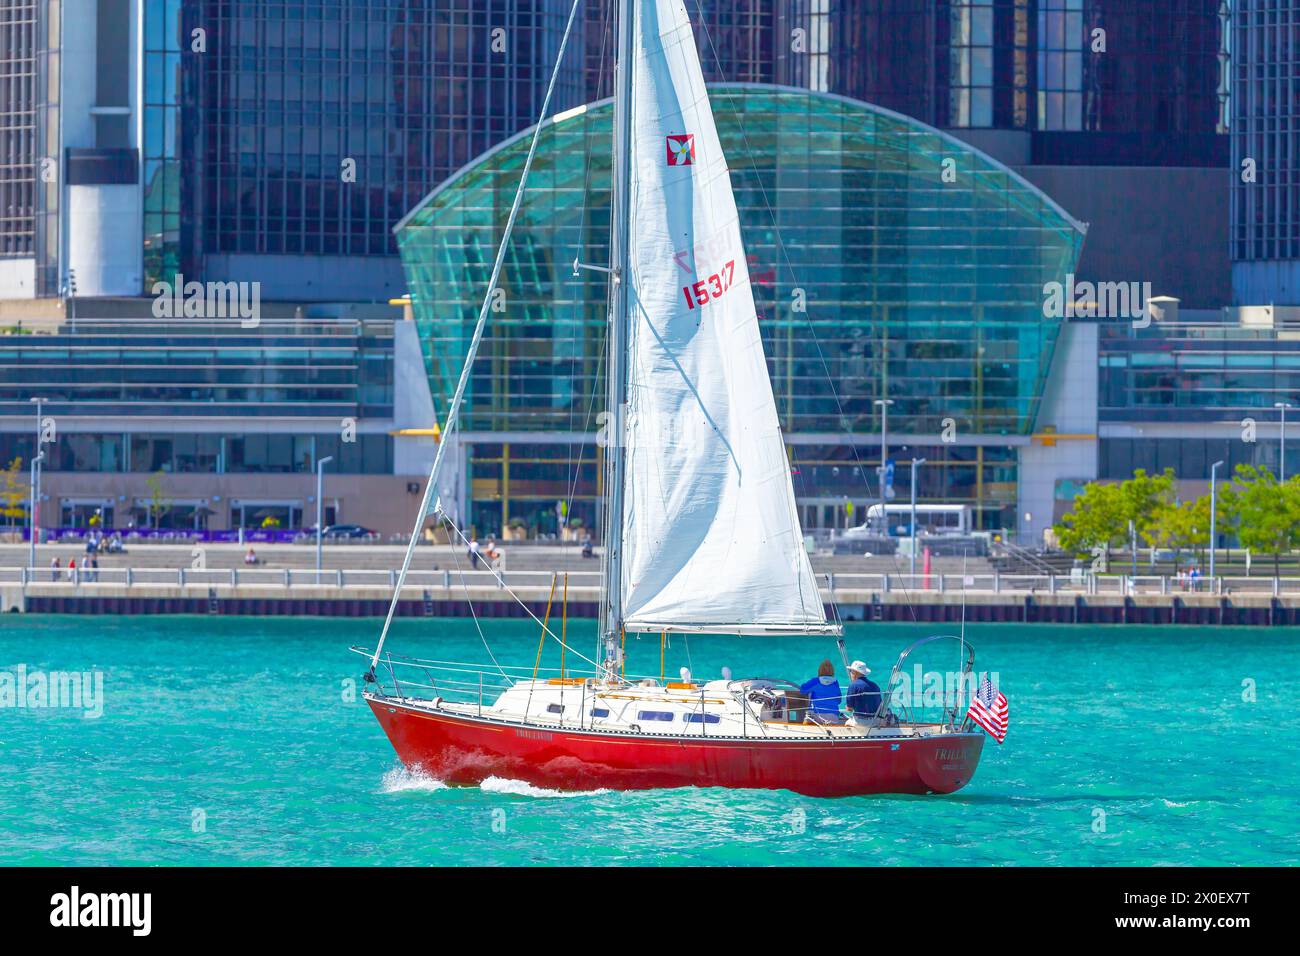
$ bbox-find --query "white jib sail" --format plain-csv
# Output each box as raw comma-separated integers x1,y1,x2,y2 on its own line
619,0,831,634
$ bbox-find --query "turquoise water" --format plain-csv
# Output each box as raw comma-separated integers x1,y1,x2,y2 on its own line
1,615,1297,866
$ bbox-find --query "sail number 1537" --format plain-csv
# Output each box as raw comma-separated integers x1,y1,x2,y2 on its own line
682,260,735,310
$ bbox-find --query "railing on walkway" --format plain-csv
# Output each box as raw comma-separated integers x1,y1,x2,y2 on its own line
1,565,1297,597
993,540,1060,576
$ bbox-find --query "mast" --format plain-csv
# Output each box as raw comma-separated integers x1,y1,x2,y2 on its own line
600,0,635,674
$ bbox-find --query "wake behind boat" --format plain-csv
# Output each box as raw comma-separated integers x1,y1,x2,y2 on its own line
359,0,1006,798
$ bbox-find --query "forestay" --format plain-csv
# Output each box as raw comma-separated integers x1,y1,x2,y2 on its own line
618,0,833,634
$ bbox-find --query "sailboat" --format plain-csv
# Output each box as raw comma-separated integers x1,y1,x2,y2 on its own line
358,0,990,798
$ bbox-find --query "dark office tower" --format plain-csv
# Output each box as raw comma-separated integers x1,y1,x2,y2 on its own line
1231,0,1300,304
1031,0,1227,165
193,0,583,298
775,0,935,118
935,0,1033,129
0,0,38,266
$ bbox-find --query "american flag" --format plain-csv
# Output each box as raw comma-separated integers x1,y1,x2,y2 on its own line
966,678,1009,743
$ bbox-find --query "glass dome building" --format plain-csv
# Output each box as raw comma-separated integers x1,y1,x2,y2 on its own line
395,85,1085,538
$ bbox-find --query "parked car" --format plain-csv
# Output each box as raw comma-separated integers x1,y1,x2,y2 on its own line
320,524,376,540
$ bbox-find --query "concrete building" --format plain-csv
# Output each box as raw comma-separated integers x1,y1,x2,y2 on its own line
0,301,447,538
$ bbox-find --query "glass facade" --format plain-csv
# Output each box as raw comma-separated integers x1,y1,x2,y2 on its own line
939,0,1008,129
0,0,38,258
1099,319,1300,424
1032,0,1226,165
1099,436,1293,483
195,0,582,262
0,431,394,475
143,0,192,288
1231,0,1300,290
1036,0,1085,131
1,0,1231,303
0,318,393,419
396,87,1083,535
1099,316,1300,480
32,0,57,293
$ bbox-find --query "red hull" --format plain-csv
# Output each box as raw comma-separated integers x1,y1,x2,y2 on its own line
368,697,984,798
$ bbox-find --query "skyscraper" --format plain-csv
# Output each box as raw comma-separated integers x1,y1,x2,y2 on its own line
0,1,1232,304
1232,0,1300,304
0,0,587,301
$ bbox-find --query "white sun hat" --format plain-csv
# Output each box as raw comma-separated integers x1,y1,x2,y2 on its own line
848,660,870,676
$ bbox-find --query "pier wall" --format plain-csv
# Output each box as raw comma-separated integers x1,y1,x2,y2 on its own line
11,584,1300,626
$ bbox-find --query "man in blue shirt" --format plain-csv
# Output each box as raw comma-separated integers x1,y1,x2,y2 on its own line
845,660,882,723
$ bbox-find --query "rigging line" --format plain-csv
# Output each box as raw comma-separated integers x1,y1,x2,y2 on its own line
692,5,926,625
563,0,615,544
558,284,607,552
369,0,586,673
442,511,604,672
446,526,511,680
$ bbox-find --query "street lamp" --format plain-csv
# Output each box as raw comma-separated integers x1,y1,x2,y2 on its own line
909,457,926,579
1275,402,1292,481
27,451,44,573
874,398,894,535
315,456,334,579
30,397,44,555
1209,459,1224,584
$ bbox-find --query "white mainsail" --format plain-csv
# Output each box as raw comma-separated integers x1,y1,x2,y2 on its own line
617,0,831,634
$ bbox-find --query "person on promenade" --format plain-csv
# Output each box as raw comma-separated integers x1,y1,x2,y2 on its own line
800,659,844,725
468,538,481,569
50,557,60,581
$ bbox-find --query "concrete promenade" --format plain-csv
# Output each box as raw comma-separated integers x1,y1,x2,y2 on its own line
2,543,1299,625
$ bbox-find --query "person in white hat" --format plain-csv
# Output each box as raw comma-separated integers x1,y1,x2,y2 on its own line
845,660,882,722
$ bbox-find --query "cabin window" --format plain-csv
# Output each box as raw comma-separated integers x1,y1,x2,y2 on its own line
684,712,720,724
590,707,610,718
546,704,564,714
637,710,675,722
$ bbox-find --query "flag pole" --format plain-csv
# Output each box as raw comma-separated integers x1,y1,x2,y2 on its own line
957,549,968,731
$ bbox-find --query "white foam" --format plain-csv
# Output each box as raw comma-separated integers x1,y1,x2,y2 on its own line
479,776,609,798
379,765,448,794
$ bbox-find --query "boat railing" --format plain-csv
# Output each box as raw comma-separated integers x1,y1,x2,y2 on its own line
351,648,795,737
351,645,601,713
877,635,978,732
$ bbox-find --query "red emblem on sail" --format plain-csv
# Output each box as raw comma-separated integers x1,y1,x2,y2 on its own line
666,134,695,166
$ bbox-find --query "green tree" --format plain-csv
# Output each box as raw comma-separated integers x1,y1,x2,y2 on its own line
1226,464,1300,577
1149,495,1213,566
145,470,172,530
1055,469,1176,564
1054,481,1126,560
1121,468,1176,546
0,457,28,528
